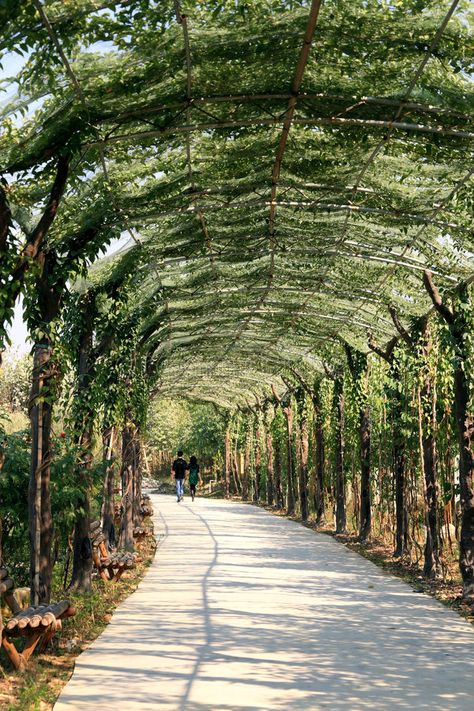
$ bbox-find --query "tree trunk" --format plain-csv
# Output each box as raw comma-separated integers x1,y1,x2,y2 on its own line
274,437,284,509
423,273,474,600
236,450,244,496
224,426,231,498
69,425,93,592
266,430,274,505
418,331,440,579
454,361,474,601
28,341,54,605
359,400,371,541
334,373,346,534
232,444,241,495
313,391,325,524
0,350,5,564
451,288,474,600
392,376,407,557
101,425,117,549
284,406,295,515
132,430,142,527
242,436,250,501
254,421,261,503
69,304,96,593
142,442,151,477
119,422,135,552
298,401,309,521
344,346,371,541
422,431,439,577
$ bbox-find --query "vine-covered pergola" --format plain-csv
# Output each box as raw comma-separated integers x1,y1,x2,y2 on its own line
1,1,473,606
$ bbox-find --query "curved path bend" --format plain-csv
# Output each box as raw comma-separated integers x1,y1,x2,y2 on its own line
55,495,474,711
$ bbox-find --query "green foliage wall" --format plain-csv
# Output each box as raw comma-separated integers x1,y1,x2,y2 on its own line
0,351,32,419
146,397,226,467
0,428,105,582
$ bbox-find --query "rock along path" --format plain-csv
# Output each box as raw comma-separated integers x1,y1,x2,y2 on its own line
55,494,474,710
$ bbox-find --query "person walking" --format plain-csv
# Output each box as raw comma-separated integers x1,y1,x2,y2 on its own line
187,455,202,502
171,450,187,502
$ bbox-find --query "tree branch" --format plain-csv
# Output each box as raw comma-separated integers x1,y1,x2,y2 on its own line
0,180,11,252
343,342,355,376
281,375,296,393
271,383,282,404
289,367,314,397
244,397,261,414
24,155,69,260
10,155,70,290
322,361,335,380
388,305,413,348
367,335,398,363
422,270,454,325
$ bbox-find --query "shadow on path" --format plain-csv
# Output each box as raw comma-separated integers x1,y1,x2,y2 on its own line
54,495,474,711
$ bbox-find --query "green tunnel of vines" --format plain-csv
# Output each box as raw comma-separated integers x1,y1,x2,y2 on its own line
1,0,474,611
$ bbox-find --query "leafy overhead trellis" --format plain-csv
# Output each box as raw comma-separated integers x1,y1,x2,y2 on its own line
1,0,473,407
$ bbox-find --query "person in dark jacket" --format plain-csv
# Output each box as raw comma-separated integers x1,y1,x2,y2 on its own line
171,450,187,502
187,455,202,501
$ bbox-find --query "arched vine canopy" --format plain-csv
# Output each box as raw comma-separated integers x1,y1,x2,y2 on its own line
1,0,473,408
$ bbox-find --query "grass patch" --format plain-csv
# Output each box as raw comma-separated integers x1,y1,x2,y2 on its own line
0,533,157,711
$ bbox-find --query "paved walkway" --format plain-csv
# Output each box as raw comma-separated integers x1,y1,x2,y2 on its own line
55,495,474,710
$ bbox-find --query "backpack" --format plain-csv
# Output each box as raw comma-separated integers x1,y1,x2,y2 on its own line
173,458,186,478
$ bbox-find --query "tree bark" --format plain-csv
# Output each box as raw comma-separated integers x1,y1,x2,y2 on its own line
392,378,407,557
334,373,346,534
359,399,371,541
232,440,241,495
297,397,309,521
266,430,274,505
274,437,284,509
142,442,151,477
389,307,439,566
69,296,98,593
454,361,474,601
1,157,69,344
423,272,474,600
242,434,251,501
28,341,54,605
224,426,231,498
253,419,261,504
344,345,371,541
422,418,440,578
235,449,244,496
119,421,135,552
284,405,295,515
418,330,440,579
132,429,142,528
369,337,407,557
312,387,325,524
101,425,117,549
69,426,93,593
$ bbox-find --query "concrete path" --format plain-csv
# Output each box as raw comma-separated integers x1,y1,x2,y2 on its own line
55,495,474,711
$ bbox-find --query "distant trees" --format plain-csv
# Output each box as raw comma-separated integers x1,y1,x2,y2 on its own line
0,351,31,416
